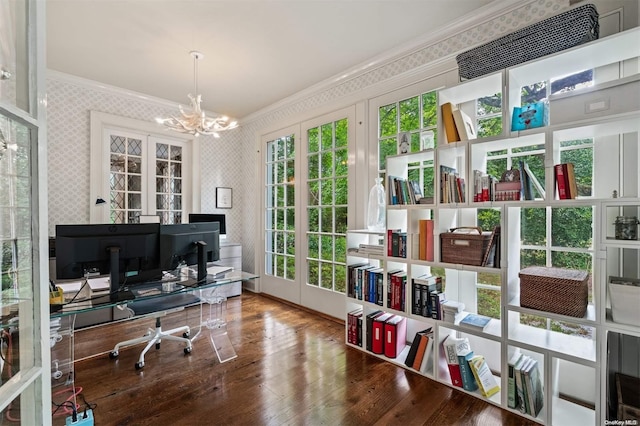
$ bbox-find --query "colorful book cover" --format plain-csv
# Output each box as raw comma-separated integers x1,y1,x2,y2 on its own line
443,335,463,388
459,313,491,330
469,355,500,398
455,338,478,392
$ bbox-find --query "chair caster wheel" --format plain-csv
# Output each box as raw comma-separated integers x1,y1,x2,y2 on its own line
135,362,144,370
183,332,190,338
109,351,119,359
155,343,161,350
184,347,192,355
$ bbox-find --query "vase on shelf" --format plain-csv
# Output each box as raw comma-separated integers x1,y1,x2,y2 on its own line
367,177,386,231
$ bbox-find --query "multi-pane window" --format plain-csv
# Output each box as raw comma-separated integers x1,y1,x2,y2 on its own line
307,119,348,293
378,91,437,198
110,135,143,223
265,135,295,280
108,132,184,224
0,114,33,381
155,143,183,224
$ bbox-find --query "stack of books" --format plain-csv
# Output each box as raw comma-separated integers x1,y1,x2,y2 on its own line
441,300,465,324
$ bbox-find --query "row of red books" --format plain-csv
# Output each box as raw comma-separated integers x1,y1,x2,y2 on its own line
364,311,407,359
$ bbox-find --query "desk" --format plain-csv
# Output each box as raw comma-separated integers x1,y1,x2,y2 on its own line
47,271,257,382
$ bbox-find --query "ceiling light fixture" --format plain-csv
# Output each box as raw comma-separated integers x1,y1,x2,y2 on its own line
156,51,237,138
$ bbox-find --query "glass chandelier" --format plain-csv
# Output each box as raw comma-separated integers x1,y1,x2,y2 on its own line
156,51,237,138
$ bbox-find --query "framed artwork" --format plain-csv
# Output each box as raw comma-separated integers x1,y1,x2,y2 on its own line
216,187,232,209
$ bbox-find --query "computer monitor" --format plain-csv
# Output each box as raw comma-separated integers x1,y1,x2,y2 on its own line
189,213,226,237
160,222,220,282
55,223,162,302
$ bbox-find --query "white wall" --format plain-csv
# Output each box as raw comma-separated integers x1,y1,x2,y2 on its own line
46,75,245,244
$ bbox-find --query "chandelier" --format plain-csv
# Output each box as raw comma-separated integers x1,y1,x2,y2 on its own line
156,51,237,138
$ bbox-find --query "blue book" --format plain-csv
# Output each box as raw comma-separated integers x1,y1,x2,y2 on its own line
455,338,478,392
459,313,491,331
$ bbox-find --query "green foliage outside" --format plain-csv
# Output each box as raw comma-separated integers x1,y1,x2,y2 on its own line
307,119,348,292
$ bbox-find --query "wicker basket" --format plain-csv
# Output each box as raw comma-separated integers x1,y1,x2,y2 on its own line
456,4,599,80
440,227,491,266
519,266,589,317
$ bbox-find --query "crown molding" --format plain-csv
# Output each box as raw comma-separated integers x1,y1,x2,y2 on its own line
46,69,239,121
241,0,536,124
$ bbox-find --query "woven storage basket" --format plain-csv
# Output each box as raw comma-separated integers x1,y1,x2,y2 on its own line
456,4,599,80
440,227,491,266
519,266,589,317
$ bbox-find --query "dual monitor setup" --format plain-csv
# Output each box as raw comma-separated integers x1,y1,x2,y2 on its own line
55,214,227,303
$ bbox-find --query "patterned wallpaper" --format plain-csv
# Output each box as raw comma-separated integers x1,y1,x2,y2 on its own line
47,0,569,273
46,78,245,242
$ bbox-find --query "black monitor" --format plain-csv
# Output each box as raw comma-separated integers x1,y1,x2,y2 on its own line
189,213,226,236
160,222,220,282
55,223,162,302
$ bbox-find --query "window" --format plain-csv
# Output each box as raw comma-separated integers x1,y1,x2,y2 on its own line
306,118,348,293
378,91,438,199
90,112,196,225
265,134,295,280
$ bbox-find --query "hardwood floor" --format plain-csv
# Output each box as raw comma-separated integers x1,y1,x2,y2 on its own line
55,292,535,425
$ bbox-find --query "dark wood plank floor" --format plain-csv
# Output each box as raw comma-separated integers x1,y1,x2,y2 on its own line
54,292,535,425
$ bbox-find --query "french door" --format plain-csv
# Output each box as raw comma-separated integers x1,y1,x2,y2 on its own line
260,107,356,318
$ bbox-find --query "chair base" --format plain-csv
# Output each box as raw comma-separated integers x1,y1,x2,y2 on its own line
109,314,192,370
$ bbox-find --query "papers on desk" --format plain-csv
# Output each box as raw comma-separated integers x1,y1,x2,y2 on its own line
87,277,110,291
56,280,83,293
207,266,233,277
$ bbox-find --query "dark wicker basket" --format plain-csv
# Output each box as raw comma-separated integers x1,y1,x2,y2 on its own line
456,4,599,80
440,227,491,266
519,266,589,317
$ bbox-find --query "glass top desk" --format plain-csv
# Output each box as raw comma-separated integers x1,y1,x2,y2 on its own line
52,269,257,368
50,269,257,318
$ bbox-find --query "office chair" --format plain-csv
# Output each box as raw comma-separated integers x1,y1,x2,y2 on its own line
108,292,200,370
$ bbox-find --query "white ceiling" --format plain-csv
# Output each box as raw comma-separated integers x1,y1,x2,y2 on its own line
46,0,495,119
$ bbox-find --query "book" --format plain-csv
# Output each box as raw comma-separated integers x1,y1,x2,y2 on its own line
452,108,477,141
565,162,578,199
371,312,393,354
404,328,432,368
365,310,384,352
347,308,363,345
468,355,500,398
454,338,477,390
383,315,407,359
459,313,491,331
419,329,435,374
430,290,446,320
507,350,523,409
523,358,544,416
519,160,533,200
481,226,500,267
408,180,423,202
418,219,434,261
442,335,464,388
514,354,530,413
441,102,460,143
412,332,430,370
554,164,568,200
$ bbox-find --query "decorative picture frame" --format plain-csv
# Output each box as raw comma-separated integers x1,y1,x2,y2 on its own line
216,187,232,209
